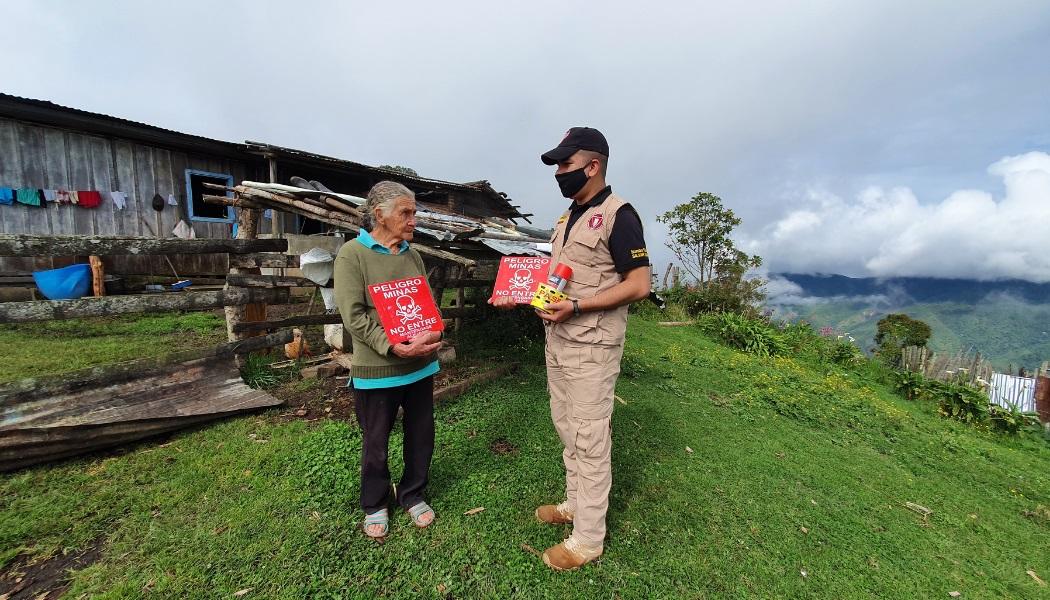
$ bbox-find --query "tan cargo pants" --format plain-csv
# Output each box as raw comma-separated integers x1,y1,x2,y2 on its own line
545,339,624,546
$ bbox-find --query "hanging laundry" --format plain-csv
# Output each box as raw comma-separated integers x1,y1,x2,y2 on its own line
69,190,80,204
77,190,103,208
42,189,58,203
15,188,42,207
264,208,273,219
172,219,196,239
56,189,72,204
0,187,13,206
110,191,128,210
167,193,178,206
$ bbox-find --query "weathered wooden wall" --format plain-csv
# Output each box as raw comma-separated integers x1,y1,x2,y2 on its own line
0,117,254,276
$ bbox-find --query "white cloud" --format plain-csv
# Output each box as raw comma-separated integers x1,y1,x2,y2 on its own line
744,152,1050,282
762,274,893,306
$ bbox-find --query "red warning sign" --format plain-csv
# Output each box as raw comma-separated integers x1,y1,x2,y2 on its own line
367,276,444,344
490,256,551,304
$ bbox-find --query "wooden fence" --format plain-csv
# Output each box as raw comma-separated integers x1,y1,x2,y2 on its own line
899,345,994,385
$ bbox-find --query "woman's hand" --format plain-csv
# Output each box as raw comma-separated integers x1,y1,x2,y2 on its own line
390,330,442,358
487,295,517,310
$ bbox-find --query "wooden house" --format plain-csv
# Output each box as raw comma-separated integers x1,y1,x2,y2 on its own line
0,94,527,285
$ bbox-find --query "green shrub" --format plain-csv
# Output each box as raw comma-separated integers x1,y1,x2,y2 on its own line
662,283,763,319
988,404,1024,435
699,312,787,357
779,322,820,353
823,338,864,366
893,370,926,401
928,380,989,424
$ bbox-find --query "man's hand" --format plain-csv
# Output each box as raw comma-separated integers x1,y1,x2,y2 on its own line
487,295,518,311
391,330,442,358
536,300,574,323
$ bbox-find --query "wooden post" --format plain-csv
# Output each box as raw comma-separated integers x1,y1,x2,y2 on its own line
454,266,466,332
268,156,282,241
432,264,447,314
89,255,105,297
225,200,264,351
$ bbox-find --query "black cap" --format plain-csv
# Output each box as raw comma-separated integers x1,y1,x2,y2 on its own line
541,127,609,165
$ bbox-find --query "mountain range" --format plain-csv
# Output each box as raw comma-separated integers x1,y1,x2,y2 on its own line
768,274,1050,371
773,274,1050,304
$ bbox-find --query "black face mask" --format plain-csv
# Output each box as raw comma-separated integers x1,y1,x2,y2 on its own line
555,165,590,198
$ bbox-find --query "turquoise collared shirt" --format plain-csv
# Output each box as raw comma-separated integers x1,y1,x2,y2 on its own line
351,229,440,390
356,228,409,255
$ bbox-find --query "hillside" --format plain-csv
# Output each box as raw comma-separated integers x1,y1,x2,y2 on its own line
772,274,1050,370
2,314,1048,598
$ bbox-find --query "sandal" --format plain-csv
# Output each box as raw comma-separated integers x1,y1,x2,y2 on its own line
363,508,389,538
407,502,435,528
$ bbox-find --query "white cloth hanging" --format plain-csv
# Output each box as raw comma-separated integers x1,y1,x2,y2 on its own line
110,191,128,210
172,219,196,239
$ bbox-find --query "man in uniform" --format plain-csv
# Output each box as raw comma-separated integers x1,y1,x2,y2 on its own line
496,127,651,570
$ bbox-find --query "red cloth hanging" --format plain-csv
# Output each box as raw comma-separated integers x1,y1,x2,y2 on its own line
77,190,102,208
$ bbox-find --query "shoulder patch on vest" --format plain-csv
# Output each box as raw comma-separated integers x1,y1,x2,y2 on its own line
556,214,568,225
587,213,604,229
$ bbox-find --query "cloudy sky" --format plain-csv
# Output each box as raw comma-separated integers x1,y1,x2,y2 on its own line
3,1,1049,281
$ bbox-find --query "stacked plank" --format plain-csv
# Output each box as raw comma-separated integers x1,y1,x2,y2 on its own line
203,182,548,256
204,181,365,231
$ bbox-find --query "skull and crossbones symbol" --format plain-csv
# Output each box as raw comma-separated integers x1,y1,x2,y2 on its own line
508,269,534,291
394,295,424,324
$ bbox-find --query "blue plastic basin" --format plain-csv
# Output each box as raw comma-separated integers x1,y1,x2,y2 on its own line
32,263,92,300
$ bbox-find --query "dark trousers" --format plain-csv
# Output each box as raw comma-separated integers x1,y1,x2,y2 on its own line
353,376,435,514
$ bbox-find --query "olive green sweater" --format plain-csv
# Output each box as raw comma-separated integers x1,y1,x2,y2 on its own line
334,238,439,379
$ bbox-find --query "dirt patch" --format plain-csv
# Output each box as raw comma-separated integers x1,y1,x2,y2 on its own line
270,376,356,423
266,359,498,425
0,537,103,599
489,437,519,455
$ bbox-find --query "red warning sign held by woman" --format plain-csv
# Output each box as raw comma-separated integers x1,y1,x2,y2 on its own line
490,255,551,304
367,276,444,344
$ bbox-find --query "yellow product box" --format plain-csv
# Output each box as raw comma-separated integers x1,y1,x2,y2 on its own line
530,282,568,313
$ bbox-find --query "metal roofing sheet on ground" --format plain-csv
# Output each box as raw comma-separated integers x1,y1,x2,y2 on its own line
476,238,548,256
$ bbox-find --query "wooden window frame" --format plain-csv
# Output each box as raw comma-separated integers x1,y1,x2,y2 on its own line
185,169,235,224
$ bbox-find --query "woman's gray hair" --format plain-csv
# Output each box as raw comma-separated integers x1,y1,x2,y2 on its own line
363,181,414,230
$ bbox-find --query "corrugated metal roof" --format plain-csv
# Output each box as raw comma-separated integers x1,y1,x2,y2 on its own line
243,141,524,220
476,238,549,256
0,93,246,159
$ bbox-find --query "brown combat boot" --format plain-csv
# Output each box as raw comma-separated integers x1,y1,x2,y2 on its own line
542,536,603,571
534,502,574,525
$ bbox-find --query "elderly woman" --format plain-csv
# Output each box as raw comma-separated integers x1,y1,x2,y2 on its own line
335,181,443,539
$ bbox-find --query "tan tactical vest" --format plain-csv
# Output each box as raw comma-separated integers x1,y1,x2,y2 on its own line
547,193,631,347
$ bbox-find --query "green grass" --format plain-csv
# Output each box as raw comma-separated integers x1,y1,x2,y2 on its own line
0,312,227,383
2,316,1048,598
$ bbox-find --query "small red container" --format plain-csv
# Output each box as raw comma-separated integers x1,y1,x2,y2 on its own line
548,263,573,292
